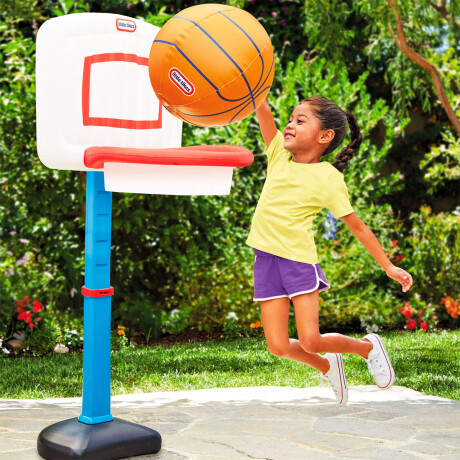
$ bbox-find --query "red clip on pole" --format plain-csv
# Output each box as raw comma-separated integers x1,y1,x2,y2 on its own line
81,286,114,298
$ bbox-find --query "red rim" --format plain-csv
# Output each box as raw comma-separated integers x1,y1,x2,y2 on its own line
84,145,254,169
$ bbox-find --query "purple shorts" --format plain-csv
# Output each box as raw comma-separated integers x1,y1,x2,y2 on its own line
253,249,330,301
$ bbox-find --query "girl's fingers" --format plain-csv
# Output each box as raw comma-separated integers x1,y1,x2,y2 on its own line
402,272,412,292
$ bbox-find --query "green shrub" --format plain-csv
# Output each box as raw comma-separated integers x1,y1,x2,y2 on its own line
23,319,60,357
0,236,54,341
113,297,162,344
59,328,84,351
403,205,460,329
111,332,128,351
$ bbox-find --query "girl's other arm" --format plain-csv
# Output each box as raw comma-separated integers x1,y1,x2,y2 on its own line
256,98,277,146
341,212,413,293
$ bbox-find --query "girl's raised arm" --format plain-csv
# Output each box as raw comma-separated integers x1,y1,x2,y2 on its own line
255,98,277,147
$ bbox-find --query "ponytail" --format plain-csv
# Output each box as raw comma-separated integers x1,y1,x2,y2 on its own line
301,97,363,173
331,111,363,173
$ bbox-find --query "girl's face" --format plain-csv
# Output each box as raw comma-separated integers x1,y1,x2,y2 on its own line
282,103,333,161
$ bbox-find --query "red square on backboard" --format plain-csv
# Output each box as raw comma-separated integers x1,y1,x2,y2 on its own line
82,53,162,130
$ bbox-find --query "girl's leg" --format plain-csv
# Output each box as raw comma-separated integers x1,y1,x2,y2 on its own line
292,289,374,370
260,296,331,374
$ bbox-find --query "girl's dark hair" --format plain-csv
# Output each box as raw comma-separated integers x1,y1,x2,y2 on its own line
301,96,363,172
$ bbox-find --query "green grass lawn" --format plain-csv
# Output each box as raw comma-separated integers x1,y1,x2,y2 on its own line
1,330,459,400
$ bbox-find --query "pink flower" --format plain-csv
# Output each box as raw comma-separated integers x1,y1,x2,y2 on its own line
424,44,430,48
283,7,289,12
400,173,405,179
281,19,286,26
272,12,278,17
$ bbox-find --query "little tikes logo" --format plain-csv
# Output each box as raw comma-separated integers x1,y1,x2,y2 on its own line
116,18,136,32
169,68,195,96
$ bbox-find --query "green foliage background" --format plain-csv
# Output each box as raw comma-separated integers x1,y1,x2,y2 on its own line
0,0,459,351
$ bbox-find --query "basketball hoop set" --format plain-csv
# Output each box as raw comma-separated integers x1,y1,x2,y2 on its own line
35,6,273,459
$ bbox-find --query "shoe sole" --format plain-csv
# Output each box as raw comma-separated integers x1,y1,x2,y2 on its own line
334,353,348,406
367,334,395,389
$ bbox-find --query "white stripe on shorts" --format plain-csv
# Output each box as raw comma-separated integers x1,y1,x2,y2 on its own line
253,294,290,301
289,265,330,298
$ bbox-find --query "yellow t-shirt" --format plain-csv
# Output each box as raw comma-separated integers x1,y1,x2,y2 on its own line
246,130,354,264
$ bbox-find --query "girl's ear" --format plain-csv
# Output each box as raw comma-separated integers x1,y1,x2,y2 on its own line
319,129,335,144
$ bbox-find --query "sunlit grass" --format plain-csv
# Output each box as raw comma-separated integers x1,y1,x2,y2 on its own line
0,330,458,400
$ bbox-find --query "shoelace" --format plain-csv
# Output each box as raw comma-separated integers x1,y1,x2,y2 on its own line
367,354,387,376
313,374,339,396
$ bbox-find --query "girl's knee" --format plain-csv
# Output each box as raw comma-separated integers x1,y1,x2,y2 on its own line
299,334,322,353
266,340,290,357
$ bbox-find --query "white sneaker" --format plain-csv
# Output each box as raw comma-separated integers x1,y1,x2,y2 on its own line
315,353,348,406
363,333,395,389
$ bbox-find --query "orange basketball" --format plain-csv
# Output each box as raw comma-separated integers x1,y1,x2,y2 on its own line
148,4,274,127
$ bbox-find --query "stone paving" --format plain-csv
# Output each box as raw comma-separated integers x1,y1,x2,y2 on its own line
0,385,459,459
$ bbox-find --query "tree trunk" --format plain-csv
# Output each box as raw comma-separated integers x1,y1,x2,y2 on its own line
388,0,460,135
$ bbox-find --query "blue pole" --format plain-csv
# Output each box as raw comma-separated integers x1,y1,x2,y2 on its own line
38,170,161,457
78,171,114,425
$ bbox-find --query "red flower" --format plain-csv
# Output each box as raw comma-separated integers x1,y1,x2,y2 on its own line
406,319,417,330
402,306,413,318
18,312,26,321
37,317,42,322
420,321,428,331
391,240,398,247
28,322,34,329
22,312,32,323
32,301,43,313
392,254,406,265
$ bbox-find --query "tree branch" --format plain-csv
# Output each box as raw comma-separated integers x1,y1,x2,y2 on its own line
429,0,460,26
429,1,449,20
388,0,460,135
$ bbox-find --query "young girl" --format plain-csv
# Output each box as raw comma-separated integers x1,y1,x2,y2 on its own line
247,96,413,406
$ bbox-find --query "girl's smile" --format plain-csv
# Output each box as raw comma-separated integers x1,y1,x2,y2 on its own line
282,103,334,164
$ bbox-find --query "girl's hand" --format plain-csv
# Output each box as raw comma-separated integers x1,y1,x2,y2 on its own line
385,264,413,293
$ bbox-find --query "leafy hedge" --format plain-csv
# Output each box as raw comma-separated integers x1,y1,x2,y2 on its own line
1,1,459,358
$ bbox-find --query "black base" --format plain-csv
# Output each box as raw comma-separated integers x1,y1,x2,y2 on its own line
37,417,161,459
